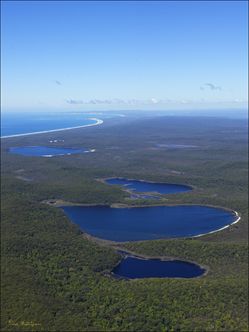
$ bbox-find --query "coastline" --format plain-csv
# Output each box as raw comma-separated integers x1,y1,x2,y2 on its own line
1,117,103,139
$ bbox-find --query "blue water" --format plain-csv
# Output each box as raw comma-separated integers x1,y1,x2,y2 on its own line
105,178,192,194
61,205,236,242
1,112,99,137
112,256,205,279
9,146,91,157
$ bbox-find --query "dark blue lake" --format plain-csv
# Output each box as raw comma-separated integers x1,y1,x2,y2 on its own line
105,178,192,194
9,146,93,157
112,256,205,279
61,205,236,242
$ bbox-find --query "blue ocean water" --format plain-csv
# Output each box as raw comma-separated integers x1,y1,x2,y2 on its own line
112,256,205,279
9,146,91,157
1,112,101,137
61,205,236,242
105,178,192,194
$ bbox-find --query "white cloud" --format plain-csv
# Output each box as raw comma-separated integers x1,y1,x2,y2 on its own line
200,83,222,91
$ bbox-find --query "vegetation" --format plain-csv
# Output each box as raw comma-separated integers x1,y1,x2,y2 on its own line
1,115,248,331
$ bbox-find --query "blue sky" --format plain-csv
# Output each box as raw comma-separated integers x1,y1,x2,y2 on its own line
1,1,248,111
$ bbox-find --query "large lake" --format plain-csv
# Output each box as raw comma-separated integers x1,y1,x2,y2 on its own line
105,178,192,194
62,205,236,242
9,146,93,157
112,256,205,279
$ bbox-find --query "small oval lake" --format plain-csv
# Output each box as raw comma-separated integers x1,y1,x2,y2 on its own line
105,178,192,194
61,205,236,242
112,256,205,279
9,146,94,157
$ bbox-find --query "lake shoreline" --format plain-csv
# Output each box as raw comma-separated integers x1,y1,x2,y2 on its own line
43,198,239,215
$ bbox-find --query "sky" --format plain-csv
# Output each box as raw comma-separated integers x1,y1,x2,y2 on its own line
1,0,248,112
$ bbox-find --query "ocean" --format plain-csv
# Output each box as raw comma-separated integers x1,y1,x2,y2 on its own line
1,111,104,138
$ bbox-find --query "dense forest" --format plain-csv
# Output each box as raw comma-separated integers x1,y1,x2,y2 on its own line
1,115,248,331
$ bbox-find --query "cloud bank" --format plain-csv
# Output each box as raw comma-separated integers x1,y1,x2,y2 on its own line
66,98,170,105
65,96,247,108
200,83,222,91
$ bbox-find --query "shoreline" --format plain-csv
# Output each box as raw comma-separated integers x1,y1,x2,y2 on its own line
1,117,103,139
192,211,241,238
44,198,239,214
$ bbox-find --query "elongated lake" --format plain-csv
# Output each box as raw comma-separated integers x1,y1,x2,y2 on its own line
9,146,93,157
112,256,205,279
105,178,192,194
62,205,236,242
